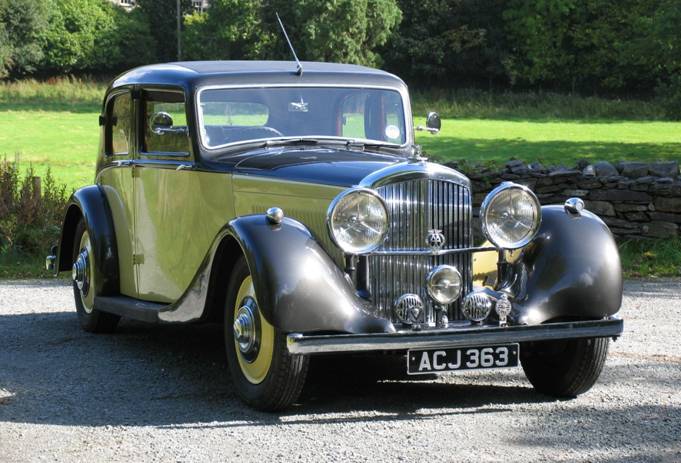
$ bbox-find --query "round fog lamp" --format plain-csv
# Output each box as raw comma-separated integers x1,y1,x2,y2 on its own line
426,265,462,305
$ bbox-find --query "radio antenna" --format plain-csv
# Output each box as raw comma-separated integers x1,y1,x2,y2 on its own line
275,12,303,76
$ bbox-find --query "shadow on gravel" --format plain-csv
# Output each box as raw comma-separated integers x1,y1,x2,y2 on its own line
0,310,558,428
0,308,678,438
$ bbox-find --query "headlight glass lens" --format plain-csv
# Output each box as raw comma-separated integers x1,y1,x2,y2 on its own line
328,189,388,254
427,265,462,304
481,183,541,249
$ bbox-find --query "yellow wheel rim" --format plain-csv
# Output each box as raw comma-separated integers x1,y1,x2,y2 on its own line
233,275,274,385
77,230,95,313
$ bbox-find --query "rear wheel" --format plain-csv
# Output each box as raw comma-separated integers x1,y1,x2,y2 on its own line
521,337,609,397
72,219,120,333
224,256,309,411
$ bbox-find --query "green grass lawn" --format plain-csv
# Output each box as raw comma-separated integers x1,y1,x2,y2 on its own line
2,111,680,190
417,118,681,165
1,80,680,190
1,110,98,189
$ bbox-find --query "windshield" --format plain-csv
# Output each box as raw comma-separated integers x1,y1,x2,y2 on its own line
197,86,407,151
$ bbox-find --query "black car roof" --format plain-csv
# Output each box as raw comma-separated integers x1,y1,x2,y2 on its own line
109,60,407,92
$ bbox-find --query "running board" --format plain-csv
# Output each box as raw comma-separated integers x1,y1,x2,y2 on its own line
95,296,164,323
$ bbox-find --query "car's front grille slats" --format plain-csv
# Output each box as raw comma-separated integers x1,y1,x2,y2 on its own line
368,178,472,325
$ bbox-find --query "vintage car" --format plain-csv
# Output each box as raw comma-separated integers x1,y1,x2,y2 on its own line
46,61,623,411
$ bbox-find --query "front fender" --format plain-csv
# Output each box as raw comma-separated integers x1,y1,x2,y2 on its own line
56,185,119,297
510,205,622,325
228,215,395,334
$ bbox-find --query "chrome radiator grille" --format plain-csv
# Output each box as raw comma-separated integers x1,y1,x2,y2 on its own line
367,178,473,324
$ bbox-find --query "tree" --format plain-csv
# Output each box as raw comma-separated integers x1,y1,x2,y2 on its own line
0,0,50,77
380,0,506,86
39,0,116,73
137,0,193,62
183,0,269,61
183,0,401,67
266,0,402,66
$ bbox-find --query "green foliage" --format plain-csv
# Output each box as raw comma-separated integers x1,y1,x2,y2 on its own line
37,0,155,74
502,0,662,92
0,0,50,78
138,0,193,62
39,0,113,73
183,0,271,61
383,0,504,85
0,160,68,258
270,0,402,66
619,238,681,278
183,0,401,66
651,0,681,118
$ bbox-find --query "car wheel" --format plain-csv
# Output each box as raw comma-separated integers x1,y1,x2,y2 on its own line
224,256,309,411
72,219,120,333
520,336,609,397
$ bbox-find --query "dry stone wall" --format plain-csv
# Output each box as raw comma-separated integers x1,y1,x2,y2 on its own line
448,160,681,240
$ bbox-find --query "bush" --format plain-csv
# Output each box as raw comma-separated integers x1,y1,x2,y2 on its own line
0,159,68,258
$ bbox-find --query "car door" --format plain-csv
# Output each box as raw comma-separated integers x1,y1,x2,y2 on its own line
134,88,233,303
97,89,138,299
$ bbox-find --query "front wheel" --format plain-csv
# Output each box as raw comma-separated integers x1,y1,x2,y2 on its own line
224,257,309,411
520,337,609,397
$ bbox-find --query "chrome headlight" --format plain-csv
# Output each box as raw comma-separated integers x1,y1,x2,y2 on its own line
327,188,388,254
480,182,541,249
426,265,462,305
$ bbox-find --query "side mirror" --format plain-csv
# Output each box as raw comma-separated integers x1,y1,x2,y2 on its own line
426,112,441,133
150,111,187,136
415,111,441,134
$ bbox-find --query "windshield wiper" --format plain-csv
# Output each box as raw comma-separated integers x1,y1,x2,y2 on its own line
256,137,403,153
263,137,326,148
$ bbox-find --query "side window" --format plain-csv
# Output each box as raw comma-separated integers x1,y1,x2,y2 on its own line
107,92,131,155
142,90,190,155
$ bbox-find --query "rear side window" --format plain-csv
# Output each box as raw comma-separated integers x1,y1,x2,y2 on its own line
142,90,190,155
107,92,132,155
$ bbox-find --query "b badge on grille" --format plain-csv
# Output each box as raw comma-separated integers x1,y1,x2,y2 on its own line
426,229,446,251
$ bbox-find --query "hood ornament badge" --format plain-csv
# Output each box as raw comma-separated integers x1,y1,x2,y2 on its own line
426,229,446,251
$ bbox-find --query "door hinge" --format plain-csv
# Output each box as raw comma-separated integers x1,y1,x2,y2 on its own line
132,254,144,265
131,164,140,178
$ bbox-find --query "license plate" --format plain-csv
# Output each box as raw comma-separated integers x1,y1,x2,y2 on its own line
407,344,519,375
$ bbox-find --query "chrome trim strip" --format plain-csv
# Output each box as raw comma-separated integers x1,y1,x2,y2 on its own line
361,245,496,257
195,83,413,151
359,161,470,189
286,317,624,354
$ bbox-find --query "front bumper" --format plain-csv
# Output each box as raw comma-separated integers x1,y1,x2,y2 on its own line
286,317,623,354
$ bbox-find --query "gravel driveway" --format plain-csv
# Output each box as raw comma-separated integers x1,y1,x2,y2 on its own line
0,279,679,462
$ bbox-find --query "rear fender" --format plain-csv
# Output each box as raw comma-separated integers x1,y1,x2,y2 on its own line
56,185,119,297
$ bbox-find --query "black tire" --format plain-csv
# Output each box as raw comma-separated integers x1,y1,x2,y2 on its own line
520,337,609,397
224,256,309,411
72,219,120,333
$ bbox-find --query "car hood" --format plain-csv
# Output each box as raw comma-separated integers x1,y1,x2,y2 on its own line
231,147,404,187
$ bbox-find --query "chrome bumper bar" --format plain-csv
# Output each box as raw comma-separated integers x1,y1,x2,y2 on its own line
287,317,623,354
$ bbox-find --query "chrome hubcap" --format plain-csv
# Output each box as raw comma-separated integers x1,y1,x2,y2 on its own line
233,297,260,360
72,249,90,295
